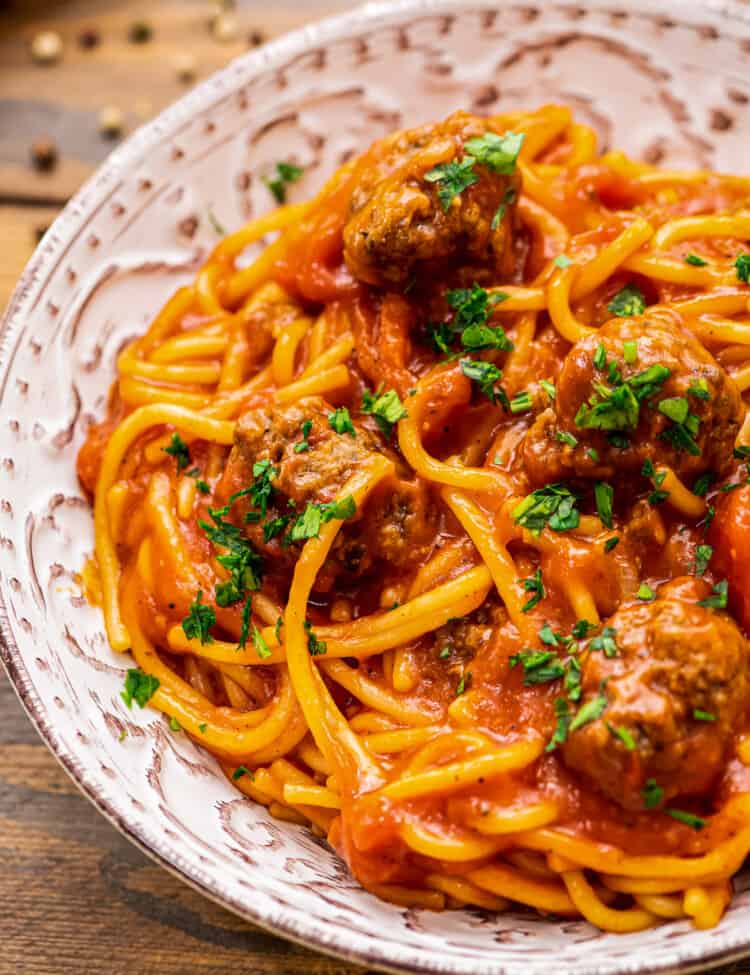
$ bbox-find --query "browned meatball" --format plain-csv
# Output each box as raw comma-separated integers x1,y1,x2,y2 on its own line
217,397,436,585
343,111,521,289
561,579,750,812
523,312,743,486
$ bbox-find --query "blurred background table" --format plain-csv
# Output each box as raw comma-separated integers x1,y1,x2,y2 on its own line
0,3,749,975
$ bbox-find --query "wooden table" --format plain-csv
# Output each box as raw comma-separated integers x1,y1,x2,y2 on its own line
0,3,748,974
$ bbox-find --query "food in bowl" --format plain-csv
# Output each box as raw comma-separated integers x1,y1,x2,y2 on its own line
78,103,750,932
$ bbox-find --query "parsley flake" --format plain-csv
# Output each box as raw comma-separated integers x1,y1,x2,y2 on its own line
163,432,190,471
643,779,664,809
121,668,160,709
424,156,479,211
608,284,646,318
520,568,545,613
697,580,728,610
265,161,303,203
513,483,580,535
182,591,216,644
361,388,407,437
328,407,356,436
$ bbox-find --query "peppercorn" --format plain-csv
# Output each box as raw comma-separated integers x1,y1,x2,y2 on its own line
128,21,152,44
78,27,100,50
30,31,63,65
30,137,58,172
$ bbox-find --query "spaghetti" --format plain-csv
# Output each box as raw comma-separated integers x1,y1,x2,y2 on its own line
78,105,750,932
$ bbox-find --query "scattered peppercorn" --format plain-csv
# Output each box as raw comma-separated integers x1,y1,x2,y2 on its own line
30,30,63,65
77,27,100,50
248,30,265,46
99,105,125,139
212,12,240,43
173,52,197,83
30,137,58,172
128,21,153,44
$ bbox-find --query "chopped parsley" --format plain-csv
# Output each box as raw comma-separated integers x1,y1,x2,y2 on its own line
207,209,227,236
232,765,251,781
688,379,711,401
265,161,303,203
425,131,524,211
459,358,509,407
694,544,713,577
195,479,210,495
509,650,566,685
572,619,595,640
554,254,572,269
275,616,283,643
692,472,714,498
361,388,407,437
289,496,356,542
604,536,620,553
121,668,160,709
432,284,512,355
251,622,272,660
182,591,216,644
491,186,518,230
464,130,525,174
510,391,534,414
557,430,578,447
569,687,608,733
238,595,253,650
693,708,716,722
666,809,706,830
169,716,182,732
512,483,580,535
658,397,701,456
263,515,290,542
589,626,618,657
608,283,646,318
623,339,638,364
293,419,313,453
539,623,558,646
304,620,327,656
520,568,545,613
575,363,671,433
735,253,750,284
461,322,513,353
685,253,708,267
697,580,728,610
594,481,614,529
200,506,263,606
198,723,207,733
540,379,556,400
328,407,356,436
163,432,190,471
424,156,479,211
608,723,636,751
643,778,664,809
546,698,571,752
637,582,656,601
455,671,472,696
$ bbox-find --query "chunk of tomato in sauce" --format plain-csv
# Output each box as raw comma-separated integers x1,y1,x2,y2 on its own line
709,484,750,631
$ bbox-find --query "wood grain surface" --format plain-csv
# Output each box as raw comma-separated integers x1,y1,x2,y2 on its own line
1,3,749,974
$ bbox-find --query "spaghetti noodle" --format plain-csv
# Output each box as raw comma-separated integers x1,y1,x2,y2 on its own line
78,105,750,932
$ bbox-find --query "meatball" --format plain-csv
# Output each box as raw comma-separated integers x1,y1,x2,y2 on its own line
523,312,743,485
217,397,436,585
343,111,521,289
561,580,750,811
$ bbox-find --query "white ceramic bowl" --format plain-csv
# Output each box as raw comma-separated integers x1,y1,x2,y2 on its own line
3,2,750,972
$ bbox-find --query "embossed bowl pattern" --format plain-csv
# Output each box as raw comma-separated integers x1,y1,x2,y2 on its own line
3,2,750,973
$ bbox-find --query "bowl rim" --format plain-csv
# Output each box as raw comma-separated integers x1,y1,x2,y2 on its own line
4,1,750,972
